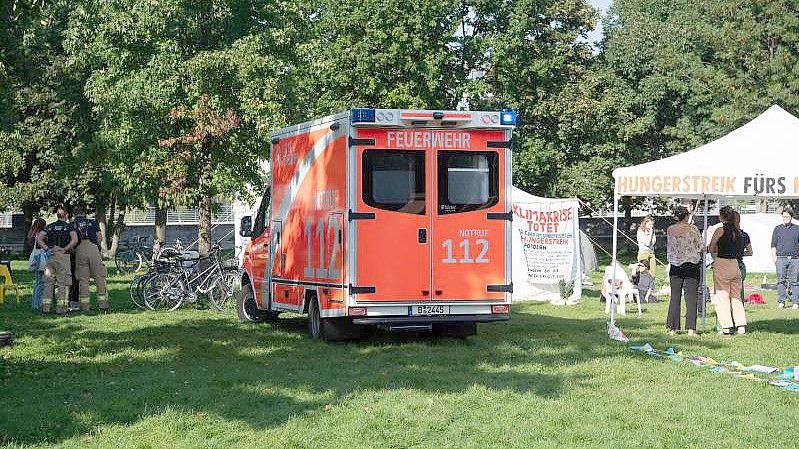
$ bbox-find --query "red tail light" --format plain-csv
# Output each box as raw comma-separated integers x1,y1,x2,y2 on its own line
491,305,509,314
348,307,367,316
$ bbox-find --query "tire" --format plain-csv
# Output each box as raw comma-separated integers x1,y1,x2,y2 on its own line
143,273,184,311
129,275,147,309
206,275,232,313
116,249,143,274
223,268,241,294
308,297,362,342
308,297,322,339
236,284,263,323
432,322,477,338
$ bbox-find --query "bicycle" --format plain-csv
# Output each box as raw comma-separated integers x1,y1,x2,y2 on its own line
143,246,231,312
129,258,175,309
115,235,153,274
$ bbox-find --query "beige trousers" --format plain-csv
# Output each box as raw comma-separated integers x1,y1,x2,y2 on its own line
637,249,656,277
75,240,107,304
713,258,747,329
43,247,71,307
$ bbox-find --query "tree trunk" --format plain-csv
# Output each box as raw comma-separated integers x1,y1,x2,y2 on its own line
197,144,212,261
102,195,117,255
21,202,38,255
108,209,125,257
154,205,167,260
198,191,212,259
96,196,108,257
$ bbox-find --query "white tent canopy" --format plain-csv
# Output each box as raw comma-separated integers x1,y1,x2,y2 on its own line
613,105,799,199
610,104,799,329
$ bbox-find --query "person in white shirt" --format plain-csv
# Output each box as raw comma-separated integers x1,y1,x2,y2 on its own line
637,215,657,277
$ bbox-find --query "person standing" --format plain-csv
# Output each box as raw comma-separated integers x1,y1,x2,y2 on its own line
27,218,47,311
72,206,108,312
666,205,704,336
733,211,753,300
709,207,747,335
637,215,657,277
771,208,799,310
36,207,78,314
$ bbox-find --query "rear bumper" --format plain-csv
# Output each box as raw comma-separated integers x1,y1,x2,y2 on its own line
352,314,509,325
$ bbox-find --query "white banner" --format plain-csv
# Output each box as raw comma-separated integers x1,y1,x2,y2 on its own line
512,199,582,303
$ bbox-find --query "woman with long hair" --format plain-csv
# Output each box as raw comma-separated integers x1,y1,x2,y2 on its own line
666,205,704,336
709,206,747,335
637,215,657,277
28,218,47,311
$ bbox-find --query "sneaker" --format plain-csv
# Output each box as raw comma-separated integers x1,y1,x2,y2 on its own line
778,303,785,309
793,304,799,310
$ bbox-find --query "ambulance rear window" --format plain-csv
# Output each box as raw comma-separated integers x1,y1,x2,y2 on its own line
438,151,498,214
363,150,425,215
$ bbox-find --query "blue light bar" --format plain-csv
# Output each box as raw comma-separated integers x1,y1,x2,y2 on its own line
500,110,517,126
351,108,376,123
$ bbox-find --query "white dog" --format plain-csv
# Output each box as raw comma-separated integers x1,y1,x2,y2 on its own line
601,264,638,315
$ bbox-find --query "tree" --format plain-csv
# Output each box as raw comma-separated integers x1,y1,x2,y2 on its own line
461,0,598,196
552,0,799,210
296,0,466,116
158,95,240,257
0,0,100,248
64,0,300,249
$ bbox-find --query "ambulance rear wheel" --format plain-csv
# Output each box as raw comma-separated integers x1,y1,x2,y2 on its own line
236,284,263,323
308,299,360,341
308,298,323,339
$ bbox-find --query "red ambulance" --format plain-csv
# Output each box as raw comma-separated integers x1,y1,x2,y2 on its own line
237,108,516,340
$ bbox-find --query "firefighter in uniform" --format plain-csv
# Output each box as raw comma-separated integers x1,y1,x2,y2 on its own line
36,206,78,314
72,206,108,312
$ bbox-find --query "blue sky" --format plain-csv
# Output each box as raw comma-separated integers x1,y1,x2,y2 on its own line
587,0,612,44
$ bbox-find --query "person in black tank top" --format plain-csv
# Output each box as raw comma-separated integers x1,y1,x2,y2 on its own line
708,207,747,335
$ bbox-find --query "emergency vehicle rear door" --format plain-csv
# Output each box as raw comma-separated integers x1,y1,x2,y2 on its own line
353,130,432,301
432,130,508,301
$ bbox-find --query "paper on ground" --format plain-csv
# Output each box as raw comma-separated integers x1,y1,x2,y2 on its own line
743,364,778,374
629,343,654,352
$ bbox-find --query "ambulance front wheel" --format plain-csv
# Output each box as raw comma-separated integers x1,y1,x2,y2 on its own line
236,284,264,323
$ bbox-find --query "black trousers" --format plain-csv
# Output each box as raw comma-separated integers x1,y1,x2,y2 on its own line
667,262,701,331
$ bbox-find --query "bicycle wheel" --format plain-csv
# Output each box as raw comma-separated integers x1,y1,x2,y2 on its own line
205,274,233,312
223,268,241,294
116,249,143,274
143,273,184,311
128,274,148,309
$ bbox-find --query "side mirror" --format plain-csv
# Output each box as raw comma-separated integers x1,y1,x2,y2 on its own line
239,216,253,237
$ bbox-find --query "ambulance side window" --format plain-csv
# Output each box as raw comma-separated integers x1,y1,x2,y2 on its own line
252,188,271,236
438,151,498,214
362,150,425,215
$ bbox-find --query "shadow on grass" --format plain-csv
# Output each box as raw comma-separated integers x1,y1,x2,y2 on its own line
749,317,799,334
0,302,631,446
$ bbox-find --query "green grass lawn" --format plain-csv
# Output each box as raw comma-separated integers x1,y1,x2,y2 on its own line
1,260,799,448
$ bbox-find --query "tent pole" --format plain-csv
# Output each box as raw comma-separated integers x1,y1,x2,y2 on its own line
701,195,709,333
610,190,620,327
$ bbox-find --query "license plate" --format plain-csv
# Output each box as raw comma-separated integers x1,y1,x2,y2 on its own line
410,305,450,316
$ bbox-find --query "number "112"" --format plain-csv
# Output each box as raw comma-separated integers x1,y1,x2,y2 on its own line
442,239,489,264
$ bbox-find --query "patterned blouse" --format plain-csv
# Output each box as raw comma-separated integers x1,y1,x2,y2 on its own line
667,223,703,266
